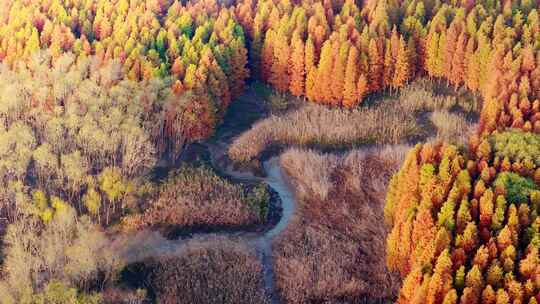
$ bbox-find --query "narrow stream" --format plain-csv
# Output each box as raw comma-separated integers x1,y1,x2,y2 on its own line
253,157,296,304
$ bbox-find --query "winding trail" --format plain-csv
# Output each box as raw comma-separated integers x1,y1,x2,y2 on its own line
204,141,297,304
114,141,297,304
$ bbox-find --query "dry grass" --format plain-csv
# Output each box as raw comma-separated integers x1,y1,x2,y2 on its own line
121,165,269,232
136,238,269,304
279,148,338,201
430,109,476,143
398,78,479,113
398,81,457,112
272,145,409,303
229,102,417,162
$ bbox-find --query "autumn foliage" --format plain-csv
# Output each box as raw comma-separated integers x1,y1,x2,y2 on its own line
0,0,249,139
382,2,540,303
4,0,540,302
385,132,540,303
236,0,415,107
5,0,540,129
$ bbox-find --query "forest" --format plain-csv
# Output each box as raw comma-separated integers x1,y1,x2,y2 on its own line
0,0,540,303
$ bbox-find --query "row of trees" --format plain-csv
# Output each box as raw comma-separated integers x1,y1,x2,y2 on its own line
419,2,540,136
232,0,540,125
235,0,416,107
0,0,249,138
382,1,540,303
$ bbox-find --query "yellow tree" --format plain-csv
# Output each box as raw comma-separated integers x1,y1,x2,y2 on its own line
305,37,317,101
261,30,275,82
383,39,394,89
342,46,360,107
393,36,410,89
315,40,334,103
330,40,348,105
289,37,305,97
368,38,383,92
230,38,249,98
270,31,290,93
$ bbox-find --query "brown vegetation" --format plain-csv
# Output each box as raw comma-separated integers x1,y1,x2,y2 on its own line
101,288,148,304
272,146,409,303
398,79,479,113
228,102,417,162
228,79,480,164
138,238,269,304
121,165,270,232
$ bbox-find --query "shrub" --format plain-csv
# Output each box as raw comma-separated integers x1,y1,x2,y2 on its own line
385,132,540,303
266,92,294,113
246,184,271,220
273,146,408,303
229,101,417,162
30,281,102,304
140,239,269,304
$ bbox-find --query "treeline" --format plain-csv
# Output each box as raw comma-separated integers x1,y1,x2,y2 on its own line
419,1,540,136
0,0,249,139
233,0,540,123
0,53,173,225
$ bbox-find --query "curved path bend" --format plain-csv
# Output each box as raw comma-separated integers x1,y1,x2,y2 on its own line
114,141,297,304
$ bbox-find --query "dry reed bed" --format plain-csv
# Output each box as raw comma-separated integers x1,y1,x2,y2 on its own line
398,80,458,112
398,78,479,112
228,102,417,162
121,165,269,231
135,238,269,304
272,146,409,303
